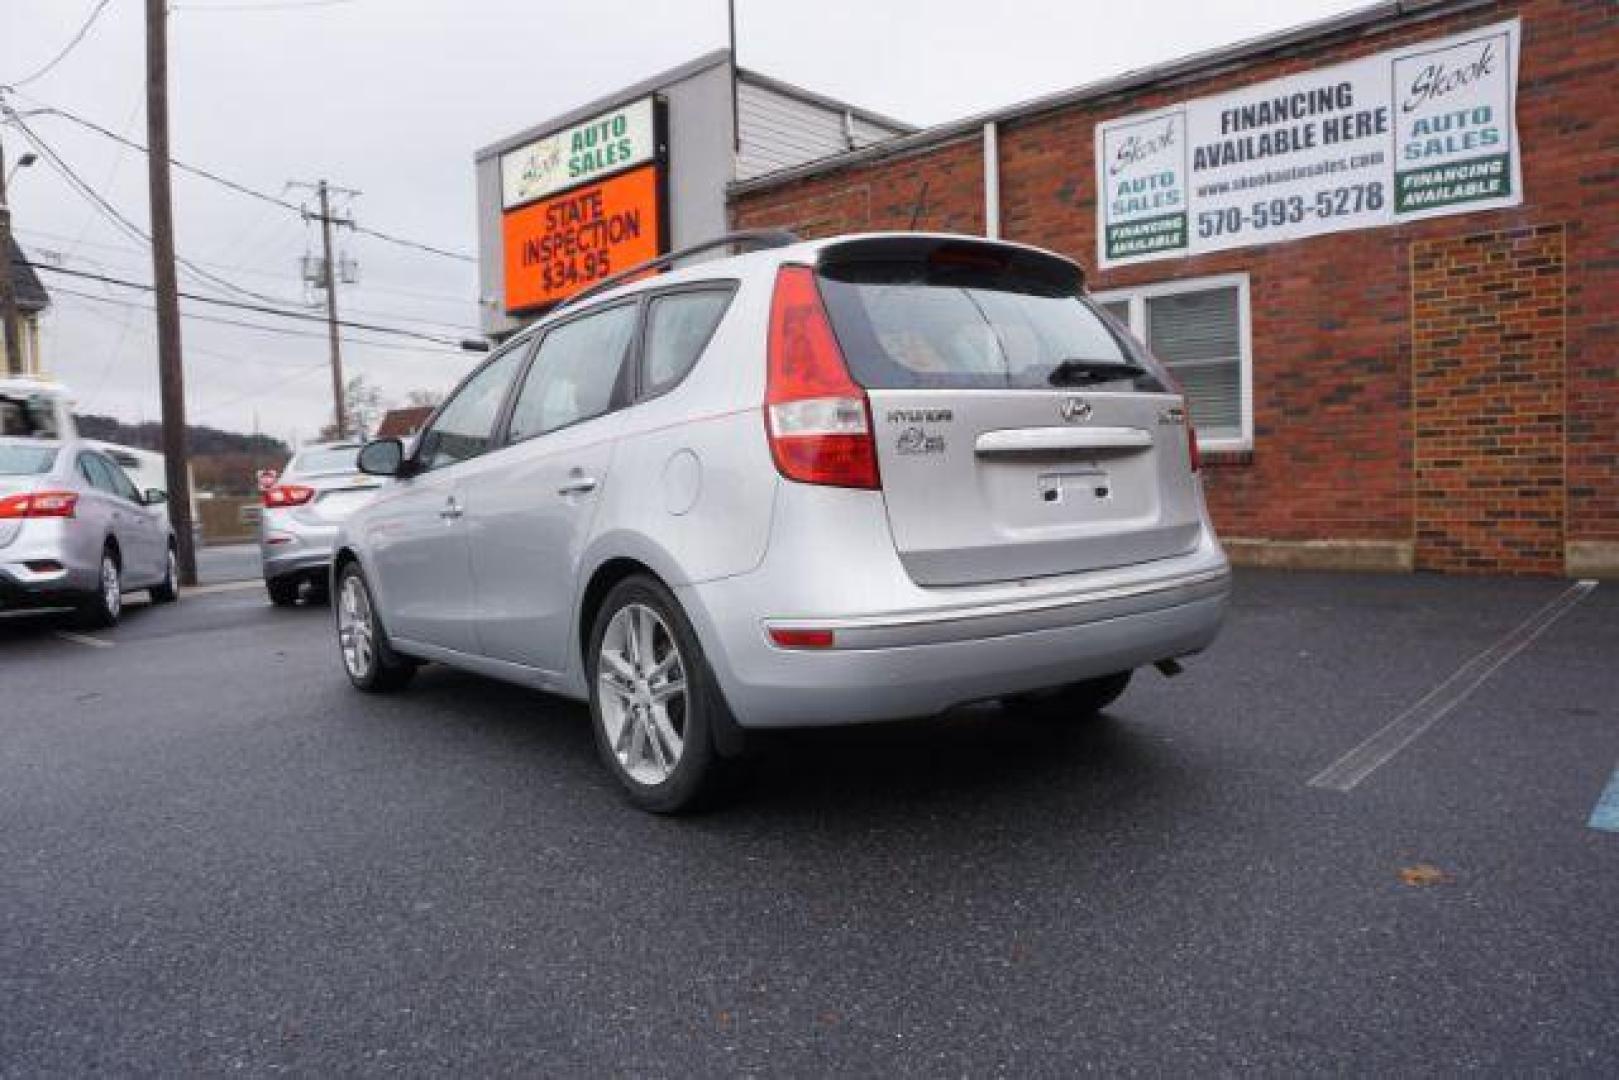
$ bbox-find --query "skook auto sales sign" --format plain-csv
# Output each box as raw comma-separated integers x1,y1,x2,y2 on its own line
498,97,666,313
500,98,657,209
1096,20,1521,268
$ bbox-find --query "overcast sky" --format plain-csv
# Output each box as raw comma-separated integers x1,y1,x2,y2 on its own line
3,0,1364,448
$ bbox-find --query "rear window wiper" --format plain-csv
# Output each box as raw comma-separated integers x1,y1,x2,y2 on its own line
1047,358,1145,386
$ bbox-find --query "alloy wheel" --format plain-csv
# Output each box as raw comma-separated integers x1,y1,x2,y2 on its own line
101,555,121,620
337,573,375,679
597,602,688,786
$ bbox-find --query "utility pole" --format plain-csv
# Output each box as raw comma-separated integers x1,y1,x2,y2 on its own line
289,180,357,439
145,0,198,585
1,135,25,377
316,180,346,439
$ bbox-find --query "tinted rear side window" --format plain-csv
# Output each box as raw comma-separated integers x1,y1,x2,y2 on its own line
819,261,1163,392
289,446,361,476
641,289,733,396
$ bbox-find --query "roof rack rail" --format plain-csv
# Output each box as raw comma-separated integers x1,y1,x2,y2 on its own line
552,229,800,313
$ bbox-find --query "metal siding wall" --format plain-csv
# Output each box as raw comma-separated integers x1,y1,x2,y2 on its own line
736,82,899,182
474,156,510,336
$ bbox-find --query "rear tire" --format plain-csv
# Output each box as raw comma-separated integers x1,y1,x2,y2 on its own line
75,547,122,629
335,561,415,692
1010,670,1133,718
266,575,301,607
149,545,179,604
587,574,733,814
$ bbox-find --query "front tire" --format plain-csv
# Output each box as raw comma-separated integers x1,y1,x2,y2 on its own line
75,547,122,629
588,575,732,814
335,561,415,692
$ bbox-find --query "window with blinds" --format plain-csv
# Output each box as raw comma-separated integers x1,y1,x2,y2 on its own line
1092,276,1250,447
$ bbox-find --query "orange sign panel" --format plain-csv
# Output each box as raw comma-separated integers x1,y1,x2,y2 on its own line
502,164,662,313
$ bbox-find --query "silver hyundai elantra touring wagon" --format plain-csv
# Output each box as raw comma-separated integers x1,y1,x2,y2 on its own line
334,232,1230,811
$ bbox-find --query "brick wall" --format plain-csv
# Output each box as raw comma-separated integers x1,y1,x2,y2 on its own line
1413,226,1566,573
730,0,1619,576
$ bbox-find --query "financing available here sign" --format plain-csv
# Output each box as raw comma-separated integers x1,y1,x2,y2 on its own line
1095,19,1521,268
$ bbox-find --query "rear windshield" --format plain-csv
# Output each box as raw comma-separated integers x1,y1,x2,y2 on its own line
0,395,61,438
818,261,1165,392
288,446,360,476
0,443,59,476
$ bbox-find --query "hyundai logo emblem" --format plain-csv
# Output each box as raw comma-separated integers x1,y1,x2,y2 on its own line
1059,397,1093,423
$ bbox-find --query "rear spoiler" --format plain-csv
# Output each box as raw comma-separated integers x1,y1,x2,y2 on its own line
816,234,1085,294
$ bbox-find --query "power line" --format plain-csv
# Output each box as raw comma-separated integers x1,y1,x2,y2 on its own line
349,222,474,264
5,108,311,307
13,224,477,309
3,1,115,90
24,240,483,333
11,97,477,263
20,103,304,215
22,260,476,347
47,283,476,356
173,0,361,12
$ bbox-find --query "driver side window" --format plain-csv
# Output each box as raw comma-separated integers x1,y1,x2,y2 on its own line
414,344,529,472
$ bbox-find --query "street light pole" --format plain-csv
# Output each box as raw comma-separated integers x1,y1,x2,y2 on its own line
145,0,198,585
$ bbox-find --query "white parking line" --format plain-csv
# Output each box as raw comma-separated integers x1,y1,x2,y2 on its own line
181,580,263,597
1309,579,1598,793
54,630,114,649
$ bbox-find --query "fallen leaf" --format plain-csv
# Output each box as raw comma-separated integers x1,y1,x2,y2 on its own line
1399,863,1451,887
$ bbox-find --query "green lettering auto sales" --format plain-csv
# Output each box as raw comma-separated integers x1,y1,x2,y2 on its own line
1105,118,1187,258
1395,39,1510,211
564,113,637,181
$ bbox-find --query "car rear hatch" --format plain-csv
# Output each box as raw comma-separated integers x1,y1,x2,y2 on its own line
0,477,38,548
0,441,59,548
289,472,385,525
816,236,1202,586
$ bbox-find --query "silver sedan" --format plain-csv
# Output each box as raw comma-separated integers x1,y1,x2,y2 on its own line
258,442,384,606
0,437,178,627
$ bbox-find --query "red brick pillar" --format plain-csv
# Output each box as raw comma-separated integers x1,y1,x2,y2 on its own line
1411,225,1567,574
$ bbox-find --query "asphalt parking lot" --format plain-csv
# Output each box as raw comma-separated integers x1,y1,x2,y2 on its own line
1,569,1616,1074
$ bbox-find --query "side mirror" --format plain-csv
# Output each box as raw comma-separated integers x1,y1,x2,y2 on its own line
357,438,406,477
143,488,168,506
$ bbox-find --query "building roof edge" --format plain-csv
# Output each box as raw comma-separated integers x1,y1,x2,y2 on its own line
729,0,1493,196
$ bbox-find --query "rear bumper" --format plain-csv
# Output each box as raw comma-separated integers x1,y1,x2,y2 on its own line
0,524,99,609
259,518,339,580
683,557,1230,729
0,564,97,609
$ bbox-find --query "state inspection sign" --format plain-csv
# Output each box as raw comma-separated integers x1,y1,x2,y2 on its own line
1095,19,1521,268
502,164,663,314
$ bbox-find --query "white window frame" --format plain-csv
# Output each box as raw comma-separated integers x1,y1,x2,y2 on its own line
1092,272,1253,452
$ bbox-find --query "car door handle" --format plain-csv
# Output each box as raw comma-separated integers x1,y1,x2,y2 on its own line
557,477,598,496
439,497,463,521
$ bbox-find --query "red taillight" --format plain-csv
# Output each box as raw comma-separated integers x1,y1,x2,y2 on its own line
768,627,837,650
764,265,880,490
263,484,315,508
0,490,79,519
1187,424,1201,473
